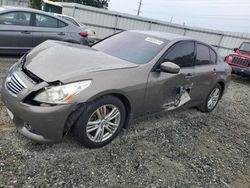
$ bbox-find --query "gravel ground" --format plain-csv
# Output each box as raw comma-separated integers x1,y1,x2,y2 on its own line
0,57,249,188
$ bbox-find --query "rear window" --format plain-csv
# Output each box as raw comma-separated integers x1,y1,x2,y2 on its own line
93,31,168,64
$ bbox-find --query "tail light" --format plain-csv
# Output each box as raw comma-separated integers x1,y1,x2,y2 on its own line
79,31,88,37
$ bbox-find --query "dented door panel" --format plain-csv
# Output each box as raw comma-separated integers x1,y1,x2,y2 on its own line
145,67,195,113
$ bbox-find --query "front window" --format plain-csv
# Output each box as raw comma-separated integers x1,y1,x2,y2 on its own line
239,42,250,52
164,41,195,67
93,31,168,64
0,11,31,26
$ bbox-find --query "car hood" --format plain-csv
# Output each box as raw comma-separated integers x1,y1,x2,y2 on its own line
235,50,250,58
25,40,138,82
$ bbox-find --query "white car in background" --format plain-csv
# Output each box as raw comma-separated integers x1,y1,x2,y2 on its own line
54,13,97,44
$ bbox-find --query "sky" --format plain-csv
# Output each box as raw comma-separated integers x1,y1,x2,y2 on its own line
109,0,250,33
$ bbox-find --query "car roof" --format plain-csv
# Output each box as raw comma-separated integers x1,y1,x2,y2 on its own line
1,6,45,14
132,30,219,52
54,13,74,19
0,6,66,20
132,30,192,41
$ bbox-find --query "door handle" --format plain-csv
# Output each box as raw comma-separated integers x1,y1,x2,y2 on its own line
21,31,31,34
58,32,65,36
184,73,194,79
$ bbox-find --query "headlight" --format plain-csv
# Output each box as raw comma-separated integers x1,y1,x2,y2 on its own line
228,55,233,61
34,80,92,104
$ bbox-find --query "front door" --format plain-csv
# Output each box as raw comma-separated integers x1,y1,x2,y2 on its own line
0,11,33,51
145,41,196,113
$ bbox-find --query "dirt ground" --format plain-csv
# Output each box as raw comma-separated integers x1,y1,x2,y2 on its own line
0,57,249,188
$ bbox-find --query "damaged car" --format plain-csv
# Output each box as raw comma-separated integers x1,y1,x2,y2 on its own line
2,30,231,148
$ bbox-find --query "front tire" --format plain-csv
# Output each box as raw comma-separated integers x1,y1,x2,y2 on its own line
73,96,126,148
197,83,222,113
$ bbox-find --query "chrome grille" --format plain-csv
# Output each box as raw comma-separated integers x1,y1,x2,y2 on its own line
5,73,27,96
232,56,250,67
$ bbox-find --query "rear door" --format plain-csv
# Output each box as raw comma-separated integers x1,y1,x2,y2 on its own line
192,43,218,102
32,13,68,47
0,11,33,51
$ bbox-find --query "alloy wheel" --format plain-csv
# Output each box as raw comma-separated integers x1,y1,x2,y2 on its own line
86,104,121,143
207,88,220,110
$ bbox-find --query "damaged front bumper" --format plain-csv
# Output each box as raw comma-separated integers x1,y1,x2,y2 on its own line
1,64,76,143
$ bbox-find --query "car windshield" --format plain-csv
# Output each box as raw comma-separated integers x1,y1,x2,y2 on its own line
92,31,168,64
239,42,250,52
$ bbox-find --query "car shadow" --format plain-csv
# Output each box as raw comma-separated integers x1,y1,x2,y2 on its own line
231,74,250,86
0,54,22,59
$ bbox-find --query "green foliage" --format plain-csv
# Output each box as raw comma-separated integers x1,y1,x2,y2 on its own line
29,0,41,9
58,0,109,9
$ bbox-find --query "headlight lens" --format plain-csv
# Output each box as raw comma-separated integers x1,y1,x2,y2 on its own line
34,80,92,104
228,55,233,61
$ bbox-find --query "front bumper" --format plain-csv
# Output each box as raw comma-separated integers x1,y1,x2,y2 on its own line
230,65,250,76
1,69,76,143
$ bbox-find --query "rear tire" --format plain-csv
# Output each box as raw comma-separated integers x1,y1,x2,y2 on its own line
197,83,222,113
73,96,126,148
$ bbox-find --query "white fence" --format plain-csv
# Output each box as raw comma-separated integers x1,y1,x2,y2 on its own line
62,3,250,57
0,0,29,7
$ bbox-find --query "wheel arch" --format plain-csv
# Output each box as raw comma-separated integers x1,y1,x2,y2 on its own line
63,91,133,134
217,80,225,99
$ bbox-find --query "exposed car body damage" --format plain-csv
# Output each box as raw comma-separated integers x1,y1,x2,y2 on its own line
163,85,192,111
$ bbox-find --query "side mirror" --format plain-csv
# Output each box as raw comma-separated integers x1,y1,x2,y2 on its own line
160,61,180,74
233,48,238,52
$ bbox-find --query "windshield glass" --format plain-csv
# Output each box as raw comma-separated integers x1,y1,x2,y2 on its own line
239,42,250,52
93,31,168,64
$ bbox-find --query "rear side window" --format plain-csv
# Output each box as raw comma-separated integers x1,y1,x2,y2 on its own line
196,44,214,65
0,11,31,26
35,14,66,28
210,49,217,64
164,41,195,67
63,16,80,27
58,20,67,28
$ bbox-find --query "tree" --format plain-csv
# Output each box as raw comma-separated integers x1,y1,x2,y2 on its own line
58,0,109,9
29,0,41,9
